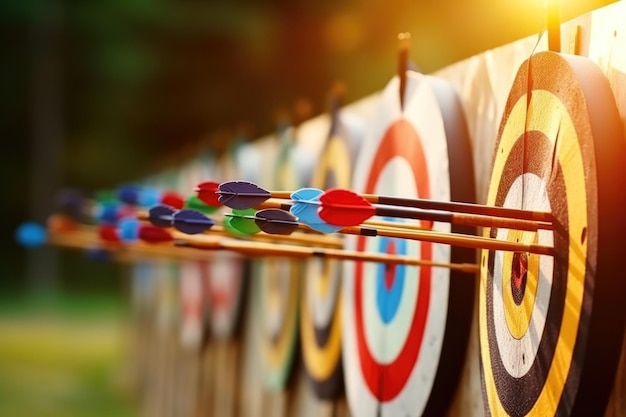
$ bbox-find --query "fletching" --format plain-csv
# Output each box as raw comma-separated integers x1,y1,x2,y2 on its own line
255,209,298,235
94,202,121,224
117,184,142,205
196,181,221,207
138,187,162,207
138,224,173,243
319,188,376,227
55,188,85,221
149,204,176,227
94,189,116,204
98,224,119,242
85,248,113,262
185,195,219,215
172,209,214,234
119,218,140,242
290,188,341,233
218,180,271,209
226,208,260,234
161,191,185,210
15,222,47,248
223,216,245,235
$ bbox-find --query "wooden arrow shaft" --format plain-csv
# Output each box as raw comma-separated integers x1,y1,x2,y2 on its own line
331,225,554,256
175,233,479,274
363,194,553,222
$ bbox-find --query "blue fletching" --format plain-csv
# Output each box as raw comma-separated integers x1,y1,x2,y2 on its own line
118,184,142,205
172,209,214,234
138,187,163,207
94,202,120,224
291,188,324,202
149,204,176,227
15,222,47,248
119,218,140,242
290,188,341,233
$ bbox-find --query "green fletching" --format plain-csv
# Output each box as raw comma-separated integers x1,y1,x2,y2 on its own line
95,190,117,204
225,208,260,235
185,195,219,215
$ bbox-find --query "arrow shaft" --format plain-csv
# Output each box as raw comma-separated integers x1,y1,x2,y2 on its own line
373,205,552,231
362,194,553,222
335,225,554,256
176,234,478,274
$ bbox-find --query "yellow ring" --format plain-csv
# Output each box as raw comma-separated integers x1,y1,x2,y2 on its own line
502,229,539,340
301,134,352,382
480,88,587,416
263,258,300,368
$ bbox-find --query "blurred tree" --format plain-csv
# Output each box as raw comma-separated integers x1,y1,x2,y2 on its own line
0,0,617,293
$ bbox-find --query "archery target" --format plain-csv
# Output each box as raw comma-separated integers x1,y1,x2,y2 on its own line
301,115,362,399
179,261,206,350
256,128,304,391
204,148,248,340
343,73,476,417
207,252,246,339
480,51,626,417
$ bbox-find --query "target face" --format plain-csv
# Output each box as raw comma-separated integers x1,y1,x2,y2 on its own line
301,116,361,399
207,252,246,339
257,129,306,391
343,73,476,417
179,261,206,350
480,51,626,417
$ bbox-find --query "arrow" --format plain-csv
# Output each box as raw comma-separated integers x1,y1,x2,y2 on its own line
172,209,215,235
175,234,479,274
318,189,552,232
339,188,553,222
236,208,554,256
40,220,478,273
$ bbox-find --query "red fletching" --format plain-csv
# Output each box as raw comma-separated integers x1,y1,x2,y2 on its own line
138,225,173,243
318,188,376,226
196,181,221,207
161,191,185,209
116,205,137,219
98,224,119,242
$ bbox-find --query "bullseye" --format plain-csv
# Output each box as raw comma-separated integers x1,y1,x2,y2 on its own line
376,236,407,324
511,252,528,306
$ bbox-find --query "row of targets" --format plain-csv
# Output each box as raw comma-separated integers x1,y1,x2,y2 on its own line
122,34,626,417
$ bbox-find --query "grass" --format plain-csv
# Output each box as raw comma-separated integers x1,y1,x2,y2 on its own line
0,293,141,417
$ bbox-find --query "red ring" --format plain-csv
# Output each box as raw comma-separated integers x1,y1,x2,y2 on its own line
355,119,433,400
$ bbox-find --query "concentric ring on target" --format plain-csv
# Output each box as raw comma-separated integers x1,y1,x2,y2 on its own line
479,51,626,417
